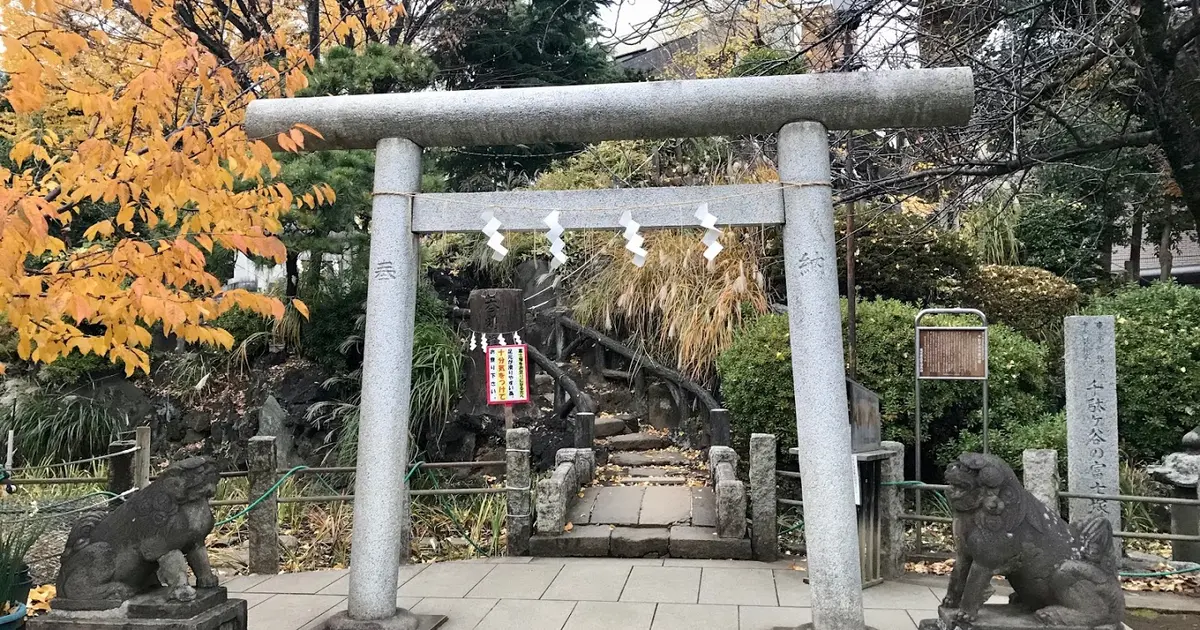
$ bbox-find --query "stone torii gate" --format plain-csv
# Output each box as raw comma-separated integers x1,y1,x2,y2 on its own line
246,68,974,630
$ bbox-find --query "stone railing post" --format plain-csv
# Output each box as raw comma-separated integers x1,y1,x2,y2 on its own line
248,436,279,575
709,446,747,539
536,460,578,535
749,434,778,561
880,441,905,580
106,439,137,498
1023,449,1060,514
710,409,732,448
506,428,532,555
574,412,595,449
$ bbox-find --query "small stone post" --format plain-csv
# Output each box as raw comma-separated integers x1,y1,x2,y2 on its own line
506,428,532,555
248,436,279,575
134,426,151,489
880,441,905,580
1022,449,1060,513
749,433,778,561
711,409,732,448
574,412,595,449
106,439,137,498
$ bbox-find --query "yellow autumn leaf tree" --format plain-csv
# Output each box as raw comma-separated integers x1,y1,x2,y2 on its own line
0,0,393,375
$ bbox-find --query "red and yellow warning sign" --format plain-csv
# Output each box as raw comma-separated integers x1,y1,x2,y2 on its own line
485,344,530,405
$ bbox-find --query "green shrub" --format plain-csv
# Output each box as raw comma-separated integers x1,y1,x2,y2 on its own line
1016,194,1108,284
1084,282,1200,463
0,386,128,463
716,313,794,449
946,411,1066,473
36,351,114,385
212,306,272,348
962,265,1080,341
836,210,977,305
717,299,1052,455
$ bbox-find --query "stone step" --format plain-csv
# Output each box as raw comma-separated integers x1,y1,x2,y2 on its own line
609,450,688,467
604,432,670,451
622,467,680,477
616,476,685,485
594,415,629,438
529,524,751,559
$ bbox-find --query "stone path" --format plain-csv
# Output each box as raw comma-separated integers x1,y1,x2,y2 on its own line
221,557,944,630
222,558,1188,630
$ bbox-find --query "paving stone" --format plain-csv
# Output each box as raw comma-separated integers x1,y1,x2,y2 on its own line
649,603,738,630
698,568,777,606
397,562,494,598
590,486,644,525
610,450,688,467
542,563,632,601
691,488,716,528
668,526,751,560
567,486,602,525
410,597,498,630
246,571,345,594
610,527,670,558
466,563,563,599
606,432,670,450
247,593,344,630
774,569,811,607
222,574,270,592
474,598,576,630
639,486,693,525
316,565,425,595
562,601,654,630
230,593,274,610
865,607,918,630
738,605,812,630
595,416,629,438
861,581,942,610
618,566,700,604
529,525,612,557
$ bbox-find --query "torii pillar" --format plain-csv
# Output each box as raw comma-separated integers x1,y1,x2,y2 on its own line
247,68,974,630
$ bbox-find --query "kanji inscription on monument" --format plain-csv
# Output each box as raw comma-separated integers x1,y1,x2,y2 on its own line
486,344,530,405
1065,316,1121,545
918,328,987,379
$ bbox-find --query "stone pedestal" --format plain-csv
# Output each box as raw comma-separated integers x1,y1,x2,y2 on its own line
916,605,1124,630
30,588,247,630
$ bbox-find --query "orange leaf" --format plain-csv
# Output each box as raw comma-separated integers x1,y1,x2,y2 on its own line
292,299,309,319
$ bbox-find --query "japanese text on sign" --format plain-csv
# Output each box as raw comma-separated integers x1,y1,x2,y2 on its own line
1085,378,1111,516
918,328,987,380
486,344,530,405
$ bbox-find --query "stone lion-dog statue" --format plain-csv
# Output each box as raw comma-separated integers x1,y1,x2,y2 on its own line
920,453,1124,630
58,457,221,605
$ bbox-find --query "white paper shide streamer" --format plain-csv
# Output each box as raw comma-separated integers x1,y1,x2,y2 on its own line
481,210,508,261
618,210,648,267
695,203,723,261
513,331,522,344
543,210,568,270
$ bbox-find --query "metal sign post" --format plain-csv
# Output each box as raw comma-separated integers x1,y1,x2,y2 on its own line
913,308,988,554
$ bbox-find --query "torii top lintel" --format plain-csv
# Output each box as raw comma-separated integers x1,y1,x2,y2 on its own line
245,67,973,151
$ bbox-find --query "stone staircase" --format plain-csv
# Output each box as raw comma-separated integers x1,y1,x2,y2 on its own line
529,425,752,560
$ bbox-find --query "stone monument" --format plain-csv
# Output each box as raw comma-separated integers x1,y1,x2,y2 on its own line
30,457,247,630
918,453,1124,630
1148,427,1200,563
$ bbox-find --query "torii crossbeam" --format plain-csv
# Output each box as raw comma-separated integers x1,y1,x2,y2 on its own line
247,68,974,630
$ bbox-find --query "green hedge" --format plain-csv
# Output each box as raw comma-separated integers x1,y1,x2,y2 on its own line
836,210,977,305
1085,282,1200,463
717,298,1051,455
963,265,1080,341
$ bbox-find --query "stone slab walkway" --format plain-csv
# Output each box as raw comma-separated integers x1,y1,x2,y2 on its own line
224,557,946,630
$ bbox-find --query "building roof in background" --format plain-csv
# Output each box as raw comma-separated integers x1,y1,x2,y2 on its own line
1111,230,1200,277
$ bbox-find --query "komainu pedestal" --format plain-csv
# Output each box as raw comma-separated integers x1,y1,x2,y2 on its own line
919,453,1124,630
30,457,247,629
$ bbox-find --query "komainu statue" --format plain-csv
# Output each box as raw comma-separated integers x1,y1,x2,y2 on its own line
57,457,221,605
919,453,1125,630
